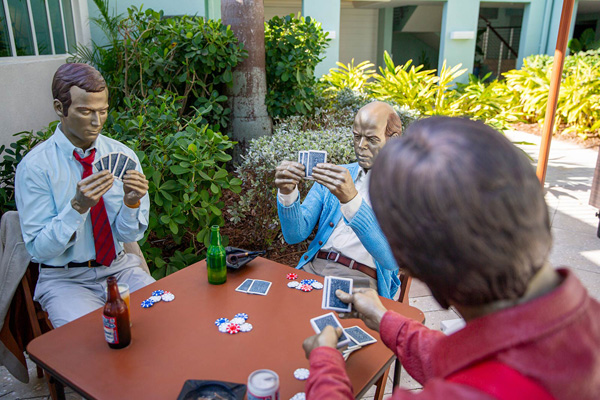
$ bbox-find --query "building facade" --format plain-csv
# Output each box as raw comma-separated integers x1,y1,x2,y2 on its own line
1,0,599,146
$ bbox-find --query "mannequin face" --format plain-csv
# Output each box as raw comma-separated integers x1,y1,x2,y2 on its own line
352,105,392,171
54,86,109,150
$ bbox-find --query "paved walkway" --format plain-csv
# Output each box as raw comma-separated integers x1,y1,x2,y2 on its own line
2,131,599,399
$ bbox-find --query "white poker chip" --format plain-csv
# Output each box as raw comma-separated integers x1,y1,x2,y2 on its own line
295,284,304,290
149,295,162,303
240,323,253,332
230,317,245,325
161,292,175,302
293,368,310,380
290,392,305,400
218,323,230,333
311,282,323,290
287,281,300,288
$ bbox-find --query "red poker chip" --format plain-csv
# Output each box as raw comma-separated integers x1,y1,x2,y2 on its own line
287,273,298,280
227,323,241,334
300,284,313,292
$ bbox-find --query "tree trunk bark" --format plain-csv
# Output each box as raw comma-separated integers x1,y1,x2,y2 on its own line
221,0,272,150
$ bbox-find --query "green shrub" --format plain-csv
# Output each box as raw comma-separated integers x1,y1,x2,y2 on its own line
321,59,375,94
71,4,247,132
104,89,240,279
264,14,330,118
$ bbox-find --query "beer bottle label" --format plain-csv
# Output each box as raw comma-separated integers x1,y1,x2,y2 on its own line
103,315,119,344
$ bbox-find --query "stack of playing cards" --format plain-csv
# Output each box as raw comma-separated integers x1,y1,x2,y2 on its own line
309,312,351,348
94,152,137,180
298,150,327,179
235,279,272,296
342,326,377,360
322,276,353,312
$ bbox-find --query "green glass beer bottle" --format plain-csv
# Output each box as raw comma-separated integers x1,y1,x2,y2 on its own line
207,225,227,284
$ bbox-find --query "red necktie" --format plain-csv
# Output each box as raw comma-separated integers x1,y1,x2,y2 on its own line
73,149,116,266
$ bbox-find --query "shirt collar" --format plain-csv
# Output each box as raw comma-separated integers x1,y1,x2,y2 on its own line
54,123,100,159
431,268,589,377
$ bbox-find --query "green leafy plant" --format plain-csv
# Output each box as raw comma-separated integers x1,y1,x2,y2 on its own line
321,59,375,94
264,14,330,118
104,90,240,279
568,28,600,54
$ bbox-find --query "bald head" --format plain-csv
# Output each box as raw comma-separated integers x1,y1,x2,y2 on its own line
352,101,402,170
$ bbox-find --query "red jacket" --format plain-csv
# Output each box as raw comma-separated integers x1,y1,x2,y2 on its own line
306,269,600,399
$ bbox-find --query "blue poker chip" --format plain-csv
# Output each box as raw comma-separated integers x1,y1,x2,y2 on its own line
300,279,311,285
141,299,154,308
215,317,229,326
234,313,248,321
152,290,165,296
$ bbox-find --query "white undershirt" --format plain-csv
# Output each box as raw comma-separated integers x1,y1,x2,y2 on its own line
278,168,376,270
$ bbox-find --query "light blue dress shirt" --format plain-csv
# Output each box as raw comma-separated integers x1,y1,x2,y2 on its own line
15,124,149,266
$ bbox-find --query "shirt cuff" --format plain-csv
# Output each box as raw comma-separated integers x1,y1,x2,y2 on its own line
65,200,88,229
278,187,299,207
340,194,363,221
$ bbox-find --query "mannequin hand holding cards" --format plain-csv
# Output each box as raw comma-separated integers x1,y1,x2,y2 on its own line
96,152,148,208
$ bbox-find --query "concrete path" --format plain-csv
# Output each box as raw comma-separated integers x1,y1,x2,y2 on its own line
2,131,599,400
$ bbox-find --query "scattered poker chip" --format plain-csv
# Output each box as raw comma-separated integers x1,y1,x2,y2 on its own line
161,292,175,302
215,317,229,326
300,284,313,292
295,284,304,290
311,282,324,290
300,279,311,285
218,323,230,333
290,393,305,400
141,299,154,308
226,323,241,334
287,281,300,288
240,323,253,332
287,273,298,280
293,368,310,380
234,313,248,321
149,295,162,303
151,290,165,296
230,317,245,325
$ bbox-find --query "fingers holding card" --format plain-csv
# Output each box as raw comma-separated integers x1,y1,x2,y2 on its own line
94,152,138,181
298,150,327,179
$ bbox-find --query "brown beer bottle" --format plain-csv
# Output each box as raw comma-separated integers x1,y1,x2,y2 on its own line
103,277,131,349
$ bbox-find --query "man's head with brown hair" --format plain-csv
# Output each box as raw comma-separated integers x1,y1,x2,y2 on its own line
370,116,552,309
352,101,402,170
52,63,106,117
52,63,109,150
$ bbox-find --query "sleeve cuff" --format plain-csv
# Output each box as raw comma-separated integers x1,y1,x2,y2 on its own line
380,310,410,350
340,194,362,221
121,202,140,221
278,187,299,207
64,201,87,229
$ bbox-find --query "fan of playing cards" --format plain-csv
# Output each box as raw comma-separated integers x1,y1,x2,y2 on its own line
298,150,327,179
94,152,138,180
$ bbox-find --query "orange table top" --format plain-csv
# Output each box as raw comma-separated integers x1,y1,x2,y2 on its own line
27,257,424,399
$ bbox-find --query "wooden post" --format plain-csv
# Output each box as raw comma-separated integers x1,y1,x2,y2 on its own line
536,0,576,185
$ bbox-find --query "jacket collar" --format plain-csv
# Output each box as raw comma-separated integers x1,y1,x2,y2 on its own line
432,268,589,377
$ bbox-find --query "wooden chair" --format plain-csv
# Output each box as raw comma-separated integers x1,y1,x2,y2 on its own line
372,271,412,400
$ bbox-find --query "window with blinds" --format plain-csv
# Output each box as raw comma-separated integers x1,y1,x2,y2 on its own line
0,0,76,57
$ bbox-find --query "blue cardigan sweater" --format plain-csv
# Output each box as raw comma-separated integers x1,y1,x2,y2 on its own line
277,163,400,299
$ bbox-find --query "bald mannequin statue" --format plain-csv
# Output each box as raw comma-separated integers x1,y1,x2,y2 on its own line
275,102,403,299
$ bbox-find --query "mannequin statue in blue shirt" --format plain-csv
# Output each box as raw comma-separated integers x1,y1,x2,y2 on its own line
15,63,155,328
274,102,403,299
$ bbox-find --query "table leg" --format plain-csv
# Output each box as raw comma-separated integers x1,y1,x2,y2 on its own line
45,373,66,400
393,358,402,388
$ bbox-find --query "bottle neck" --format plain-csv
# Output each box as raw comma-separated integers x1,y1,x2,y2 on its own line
106,278,122,302
210,227,222,247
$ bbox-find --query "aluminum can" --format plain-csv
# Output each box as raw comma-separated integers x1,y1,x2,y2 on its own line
247,369,280,400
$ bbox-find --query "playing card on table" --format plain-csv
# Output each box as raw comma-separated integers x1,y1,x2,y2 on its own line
310,312,350,348
113,153,129,180
306,150,327,179
247,279,272,295
344,326,377,346
235,279,254,293
323,276,352,313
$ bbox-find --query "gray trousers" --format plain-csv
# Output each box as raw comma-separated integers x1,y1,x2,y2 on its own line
302,257,377,291
34,253,155,328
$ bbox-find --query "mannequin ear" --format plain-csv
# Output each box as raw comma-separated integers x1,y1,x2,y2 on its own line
53,99,65,118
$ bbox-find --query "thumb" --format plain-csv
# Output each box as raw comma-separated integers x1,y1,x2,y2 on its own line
335,289,352,304
334,327,343,338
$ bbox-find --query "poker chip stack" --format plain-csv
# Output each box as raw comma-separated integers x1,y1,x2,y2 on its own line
287,276,323,292
140,289,175,308
215,312,253,335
